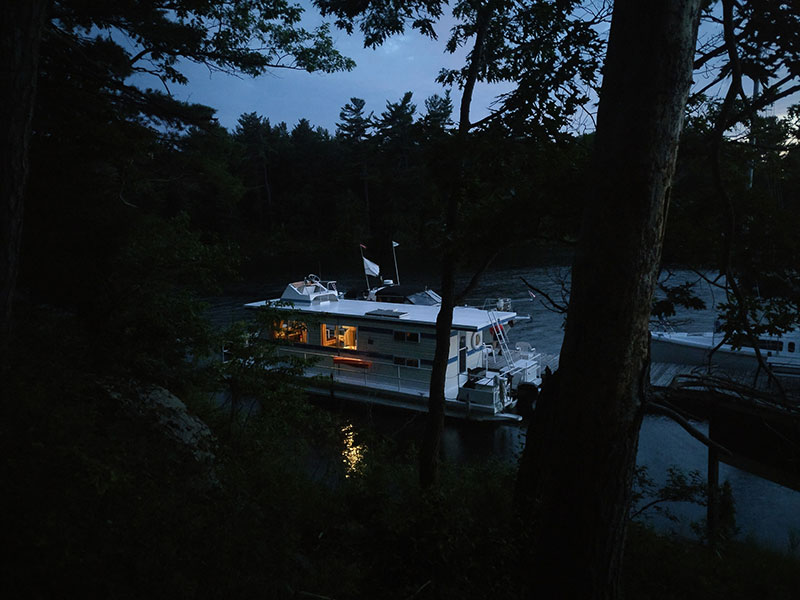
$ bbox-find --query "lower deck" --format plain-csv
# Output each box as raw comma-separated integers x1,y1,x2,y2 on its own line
280,345,545,422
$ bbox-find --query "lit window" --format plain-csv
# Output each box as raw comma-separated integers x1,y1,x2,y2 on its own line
274,320,307,343
321,324,357,349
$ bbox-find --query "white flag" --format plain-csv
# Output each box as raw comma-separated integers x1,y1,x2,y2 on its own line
392,241,399,248
363,256,380,277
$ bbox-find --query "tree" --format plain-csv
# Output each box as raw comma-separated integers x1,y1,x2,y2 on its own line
337,97,373,143
2,0,355,380
233,112,275,227
336,98,375,242
514,1,702,597
695,0,800,391
420,91,454,132
420,0,601,488
0,0,49,378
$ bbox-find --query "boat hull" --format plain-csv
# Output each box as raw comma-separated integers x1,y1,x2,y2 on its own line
303,376,526,423
651,331,800,374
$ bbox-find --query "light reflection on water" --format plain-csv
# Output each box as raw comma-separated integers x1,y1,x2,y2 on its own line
341,423,366,478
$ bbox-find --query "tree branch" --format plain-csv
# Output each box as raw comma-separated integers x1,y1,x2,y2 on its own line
519,275,568,314
647,401,732,456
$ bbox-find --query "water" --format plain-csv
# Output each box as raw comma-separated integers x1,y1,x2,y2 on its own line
214,265,800,553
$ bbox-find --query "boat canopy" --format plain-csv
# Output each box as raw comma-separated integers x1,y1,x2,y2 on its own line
280,275,339,304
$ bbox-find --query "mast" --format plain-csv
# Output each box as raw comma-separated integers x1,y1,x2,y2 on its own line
392,240,401,285
359,243,370,291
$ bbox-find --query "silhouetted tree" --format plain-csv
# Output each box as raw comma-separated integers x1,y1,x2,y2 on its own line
515,2,702,597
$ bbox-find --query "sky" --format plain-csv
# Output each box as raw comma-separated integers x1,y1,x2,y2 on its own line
131,4,796,136
137,7,513,134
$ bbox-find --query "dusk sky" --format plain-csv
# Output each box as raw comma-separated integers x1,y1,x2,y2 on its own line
137,6,515,134
131,5,794,136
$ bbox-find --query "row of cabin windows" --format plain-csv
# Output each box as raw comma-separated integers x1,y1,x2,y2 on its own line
274,321,423,367
274,321,358,349
275,321,421,348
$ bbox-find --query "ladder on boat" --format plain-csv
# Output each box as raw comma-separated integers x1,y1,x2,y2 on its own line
488,311,515,371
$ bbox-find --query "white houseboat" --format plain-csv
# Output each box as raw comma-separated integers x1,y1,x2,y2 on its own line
245,275,543,422
651,328,800,376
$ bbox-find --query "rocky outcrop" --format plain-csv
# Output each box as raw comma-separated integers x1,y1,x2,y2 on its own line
103,380,217,482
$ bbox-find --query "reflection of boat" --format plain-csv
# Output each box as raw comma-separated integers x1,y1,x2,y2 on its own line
651,328,800,375
246,275,542,422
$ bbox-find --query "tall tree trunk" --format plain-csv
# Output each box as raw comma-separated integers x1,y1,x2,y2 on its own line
419,9,489,489
0,0,48,376
515,1,701,597
418,254,455,487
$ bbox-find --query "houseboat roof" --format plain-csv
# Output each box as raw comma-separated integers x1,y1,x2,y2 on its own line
244,297,518,332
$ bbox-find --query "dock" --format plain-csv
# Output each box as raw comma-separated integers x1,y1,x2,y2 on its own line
650,361,800,395
648,360,800,494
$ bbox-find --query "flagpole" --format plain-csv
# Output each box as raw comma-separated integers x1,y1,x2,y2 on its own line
391,241,400,285
359,244,370,291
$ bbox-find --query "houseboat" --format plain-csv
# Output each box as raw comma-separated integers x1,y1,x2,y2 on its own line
244,275,543,422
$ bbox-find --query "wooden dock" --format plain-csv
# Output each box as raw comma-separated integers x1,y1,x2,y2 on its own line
649,360,800,493
650,361,800,397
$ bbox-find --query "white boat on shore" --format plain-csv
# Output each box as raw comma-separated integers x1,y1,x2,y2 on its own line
651,328,800,376
245,275,543,422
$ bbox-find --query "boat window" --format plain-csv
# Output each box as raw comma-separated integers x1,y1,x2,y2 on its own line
393,356,420,368
321,324,357,349
274,320,307,344
790,342,796,353
393,330,420,343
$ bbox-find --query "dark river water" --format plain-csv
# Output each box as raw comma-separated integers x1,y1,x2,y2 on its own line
215,264,800,554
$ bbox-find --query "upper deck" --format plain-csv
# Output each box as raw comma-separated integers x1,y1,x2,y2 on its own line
244,297,518,332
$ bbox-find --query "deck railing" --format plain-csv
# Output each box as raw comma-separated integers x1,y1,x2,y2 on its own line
283,348,464,399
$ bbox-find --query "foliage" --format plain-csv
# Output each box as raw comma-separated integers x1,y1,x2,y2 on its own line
51,0,355,84
625,522,800,600
5,353,799,599
439,0,604,136
630,465,709,524
652,279,708,320
216,306,315,422
313,0,445,48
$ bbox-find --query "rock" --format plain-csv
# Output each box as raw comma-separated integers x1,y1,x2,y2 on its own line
103,380,217,478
